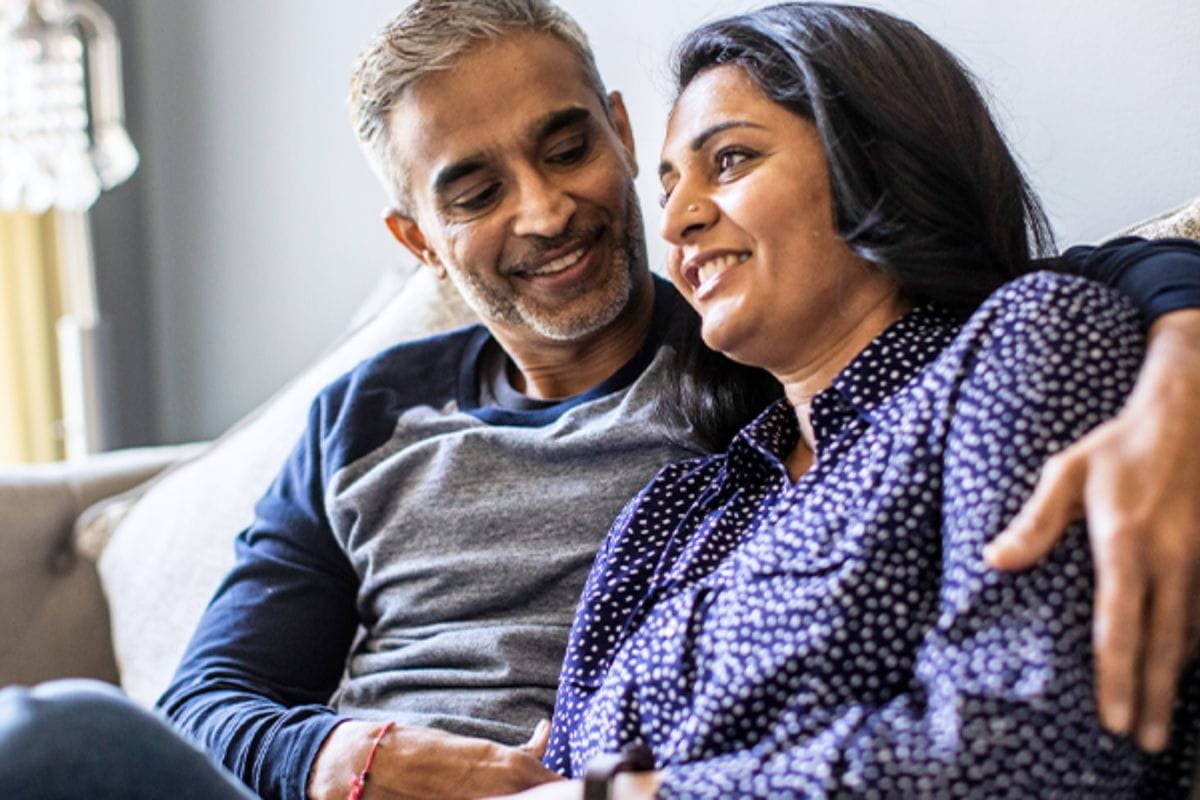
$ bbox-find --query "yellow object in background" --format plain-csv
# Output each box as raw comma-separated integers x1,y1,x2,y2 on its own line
0,211,65,464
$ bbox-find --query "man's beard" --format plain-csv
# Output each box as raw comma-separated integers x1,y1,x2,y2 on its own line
451,194,648,343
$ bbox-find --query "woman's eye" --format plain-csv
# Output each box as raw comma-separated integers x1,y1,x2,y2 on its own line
658,177,680,208
452,182,501,212
716,148,754,173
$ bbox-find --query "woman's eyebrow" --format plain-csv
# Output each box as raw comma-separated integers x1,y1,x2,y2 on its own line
659,119,765,178
689,119,763,152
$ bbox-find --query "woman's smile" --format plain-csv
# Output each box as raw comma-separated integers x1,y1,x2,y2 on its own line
658,64,902,382
682,249,751,297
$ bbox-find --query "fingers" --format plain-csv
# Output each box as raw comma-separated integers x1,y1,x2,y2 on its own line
520,719,551,759
498,740,559,792
1135,560,1191,752
986,451,1086,571
1190,569,1200,659
444,743,557,800
1091,517,1145,739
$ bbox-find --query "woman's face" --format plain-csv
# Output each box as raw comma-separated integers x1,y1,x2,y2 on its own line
658,65,900,377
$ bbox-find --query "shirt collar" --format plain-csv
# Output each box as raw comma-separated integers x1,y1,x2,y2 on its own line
827,303,960,420
732,303,960,464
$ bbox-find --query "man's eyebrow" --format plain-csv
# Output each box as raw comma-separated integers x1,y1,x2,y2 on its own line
535,106,592,140
432,107,594,196
658,119,764,179
433,157,489,197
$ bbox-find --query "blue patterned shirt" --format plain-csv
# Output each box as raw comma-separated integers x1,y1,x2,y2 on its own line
546,272,1199,798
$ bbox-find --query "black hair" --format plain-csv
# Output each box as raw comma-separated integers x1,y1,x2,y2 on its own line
665,311,785,453
672,2,1056,315
660,2,1057,452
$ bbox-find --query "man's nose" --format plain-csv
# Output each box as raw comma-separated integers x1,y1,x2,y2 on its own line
512,169,576,238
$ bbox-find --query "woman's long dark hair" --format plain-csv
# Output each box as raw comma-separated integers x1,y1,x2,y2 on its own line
675,2,1056,313
661,2,1057,451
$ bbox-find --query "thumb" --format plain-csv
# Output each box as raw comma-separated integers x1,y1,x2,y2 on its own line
986,452,1085,570
520,720,551,758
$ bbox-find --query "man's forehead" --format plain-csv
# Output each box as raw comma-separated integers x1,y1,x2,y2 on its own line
388,32,608,181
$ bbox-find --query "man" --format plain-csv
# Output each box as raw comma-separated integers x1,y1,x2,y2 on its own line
2,2,1199,799
161,9,709,799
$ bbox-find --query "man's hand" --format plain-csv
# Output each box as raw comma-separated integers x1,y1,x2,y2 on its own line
308,718,558,800
486,771,663,800
985,308,1200,753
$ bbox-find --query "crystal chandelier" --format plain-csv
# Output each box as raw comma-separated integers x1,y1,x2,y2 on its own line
0,0,138,212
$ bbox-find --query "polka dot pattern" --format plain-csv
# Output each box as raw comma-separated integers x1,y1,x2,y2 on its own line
545,273,1200,797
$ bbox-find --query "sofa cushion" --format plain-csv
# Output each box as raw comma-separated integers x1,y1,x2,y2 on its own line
96,265,475,705
1117,195,1200,240
0,445,199,687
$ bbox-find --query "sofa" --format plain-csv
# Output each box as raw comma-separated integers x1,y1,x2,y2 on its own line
0,263,477,704
1,197,1198,778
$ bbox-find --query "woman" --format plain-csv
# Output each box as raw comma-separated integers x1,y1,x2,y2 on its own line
503,3,1200,797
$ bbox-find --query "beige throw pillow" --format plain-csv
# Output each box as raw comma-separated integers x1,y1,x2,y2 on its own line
1118,195,1200,240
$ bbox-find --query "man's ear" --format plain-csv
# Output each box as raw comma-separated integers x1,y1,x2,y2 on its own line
384,209,447,279
607,91,638,178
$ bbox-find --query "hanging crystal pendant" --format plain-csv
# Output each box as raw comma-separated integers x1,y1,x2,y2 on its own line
0,0,138,212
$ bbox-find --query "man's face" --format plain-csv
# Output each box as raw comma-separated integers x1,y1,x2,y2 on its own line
386,32,648,348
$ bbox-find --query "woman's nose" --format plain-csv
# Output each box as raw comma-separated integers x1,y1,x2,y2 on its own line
660,188,715,245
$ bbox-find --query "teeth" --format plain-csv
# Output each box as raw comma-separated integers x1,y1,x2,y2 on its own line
527,247,586,276
696,253,748,286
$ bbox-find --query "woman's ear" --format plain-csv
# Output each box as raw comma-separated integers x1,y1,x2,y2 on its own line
384,209,447,279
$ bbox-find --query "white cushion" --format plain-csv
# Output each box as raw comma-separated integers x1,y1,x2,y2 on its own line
96,266,475,704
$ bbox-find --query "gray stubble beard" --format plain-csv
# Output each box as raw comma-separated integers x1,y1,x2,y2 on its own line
451,192,649,344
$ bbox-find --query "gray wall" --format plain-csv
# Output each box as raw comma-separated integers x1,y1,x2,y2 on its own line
101,2,409,446
96,0,1200,445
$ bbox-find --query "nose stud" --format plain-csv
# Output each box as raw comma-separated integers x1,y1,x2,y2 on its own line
687,203,699,213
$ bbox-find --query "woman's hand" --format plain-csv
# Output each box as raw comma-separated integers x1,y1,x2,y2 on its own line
985,308,1200,752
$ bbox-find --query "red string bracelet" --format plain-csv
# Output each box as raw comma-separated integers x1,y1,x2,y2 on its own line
347,720,396,800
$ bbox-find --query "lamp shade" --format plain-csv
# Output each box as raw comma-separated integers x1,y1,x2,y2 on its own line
0,0,138,212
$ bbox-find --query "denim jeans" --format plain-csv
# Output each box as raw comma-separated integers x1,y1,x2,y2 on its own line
0,679,255,799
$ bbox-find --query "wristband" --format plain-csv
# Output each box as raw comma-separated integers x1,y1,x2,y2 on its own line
583,742,654,800
347,720,395,800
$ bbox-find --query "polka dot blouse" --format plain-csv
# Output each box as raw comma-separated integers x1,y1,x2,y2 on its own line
545,272,1200,798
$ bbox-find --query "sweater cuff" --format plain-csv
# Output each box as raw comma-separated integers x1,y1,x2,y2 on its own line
258,707,343,800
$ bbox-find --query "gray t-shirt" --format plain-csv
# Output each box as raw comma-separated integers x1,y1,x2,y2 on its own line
160,279,707,800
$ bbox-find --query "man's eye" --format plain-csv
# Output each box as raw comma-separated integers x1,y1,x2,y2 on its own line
546,136,590,166
451,183,501,212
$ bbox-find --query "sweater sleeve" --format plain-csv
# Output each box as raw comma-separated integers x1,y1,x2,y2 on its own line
157,391,361,800
657,275,1157,798
1052,235,1200,325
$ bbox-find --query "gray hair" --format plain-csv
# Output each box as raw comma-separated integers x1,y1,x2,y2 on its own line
349,0,608,211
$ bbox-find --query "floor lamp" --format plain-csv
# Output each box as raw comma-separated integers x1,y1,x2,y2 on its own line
0,0,138,458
